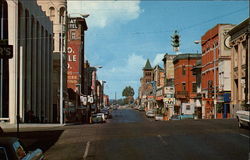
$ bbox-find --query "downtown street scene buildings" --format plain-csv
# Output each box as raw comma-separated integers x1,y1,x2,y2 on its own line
0,0,109,124
138,18,250,120
0,0,248,124
0,2,248,160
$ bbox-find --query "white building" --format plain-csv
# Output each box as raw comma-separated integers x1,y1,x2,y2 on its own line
0,0,53,124
37,0,67,122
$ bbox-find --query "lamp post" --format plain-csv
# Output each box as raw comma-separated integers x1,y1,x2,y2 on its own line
91,66,102,111
60,15,65,125
194,40,217,119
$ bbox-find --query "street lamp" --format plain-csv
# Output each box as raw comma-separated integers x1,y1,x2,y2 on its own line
194,40,217,119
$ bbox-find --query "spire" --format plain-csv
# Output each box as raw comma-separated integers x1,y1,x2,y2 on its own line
143,59,152,70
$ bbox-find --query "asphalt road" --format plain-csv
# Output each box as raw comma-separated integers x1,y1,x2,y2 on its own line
42,108,250,160
4,108,248,160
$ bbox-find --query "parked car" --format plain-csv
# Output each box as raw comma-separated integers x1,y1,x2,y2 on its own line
146,110,155,118
100,109,111,119
0,137,45,160
155,114,164,121
236,110,250,128
92,113,106,123
138,106,145,111
170,114,194,120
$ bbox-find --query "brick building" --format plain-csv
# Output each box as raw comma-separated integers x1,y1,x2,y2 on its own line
173,54,201,115
66,17,88,123
138,59,154,110
200,24,235,119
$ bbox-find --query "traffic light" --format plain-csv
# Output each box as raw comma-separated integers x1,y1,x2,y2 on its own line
171,30,180,48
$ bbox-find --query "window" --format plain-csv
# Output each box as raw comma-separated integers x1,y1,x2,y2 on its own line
192,83,197,92
186,105,190,110
182,83,186,91
182,65,186,75
59,7,65,24
71,31,76,40
49,7,55,17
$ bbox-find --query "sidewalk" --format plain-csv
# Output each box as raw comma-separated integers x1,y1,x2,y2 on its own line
0,122,64,129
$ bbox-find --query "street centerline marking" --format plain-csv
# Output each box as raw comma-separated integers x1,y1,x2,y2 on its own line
240,134,250,139
83,141,90,160
157,135,168,145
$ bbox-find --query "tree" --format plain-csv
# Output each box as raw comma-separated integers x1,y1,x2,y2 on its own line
122,86,134,97
122,86,135,104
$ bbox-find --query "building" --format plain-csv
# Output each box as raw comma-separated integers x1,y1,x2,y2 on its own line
162,54,176,118
200,24,235,119
138,59,154,110
173,54,201,115
228,18,250,117
153,65,164,109
66,17,88,123
103,94,110,106
191,60,203,118
37,0,68,123
0,0,53,124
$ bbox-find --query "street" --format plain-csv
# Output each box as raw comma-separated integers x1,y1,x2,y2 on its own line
35,108,250,160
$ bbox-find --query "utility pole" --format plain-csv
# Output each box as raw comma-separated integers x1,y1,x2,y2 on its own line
60,16,64,125
213,44,217,119
0,4,3,119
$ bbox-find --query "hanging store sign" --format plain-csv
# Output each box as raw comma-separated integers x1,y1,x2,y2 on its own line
0,45,13,59
163,98,175,105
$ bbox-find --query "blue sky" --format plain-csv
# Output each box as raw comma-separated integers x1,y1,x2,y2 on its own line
68,0,249,99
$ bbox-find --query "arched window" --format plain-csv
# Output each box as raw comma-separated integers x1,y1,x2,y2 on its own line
59,7,65,24
49,7,55,17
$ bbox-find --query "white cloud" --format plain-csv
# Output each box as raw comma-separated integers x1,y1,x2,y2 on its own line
68,0,142,28
152,53,165,66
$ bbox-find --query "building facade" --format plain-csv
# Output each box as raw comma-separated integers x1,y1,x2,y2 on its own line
173,54,201,115
191,60,203,118
228,18,250,117
37,0,68,123
0,0,53,124
138,59,154,110
153,65,164,109
201,24,235,119
162,54,176,118
66,17,88,123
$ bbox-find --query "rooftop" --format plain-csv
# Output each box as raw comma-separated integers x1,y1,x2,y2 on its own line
143,59,153,70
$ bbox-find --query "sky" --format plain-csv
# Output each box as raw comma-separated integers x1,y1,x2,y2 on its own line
68,0,249,100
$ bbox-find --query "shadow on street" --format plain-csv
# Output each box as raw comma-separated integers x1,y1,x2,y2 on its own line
2,129,64,152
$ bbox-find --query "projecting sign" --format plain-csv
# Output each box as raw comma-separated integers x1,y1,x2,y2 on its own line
0,45,13,59
81,96,87,105
163,98,175,105
88,95,94,103
68,18,78,29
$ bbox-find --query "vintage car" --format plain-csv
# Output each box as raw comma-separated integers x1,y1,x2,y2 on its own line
0,137,45,160
236,110,250,128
